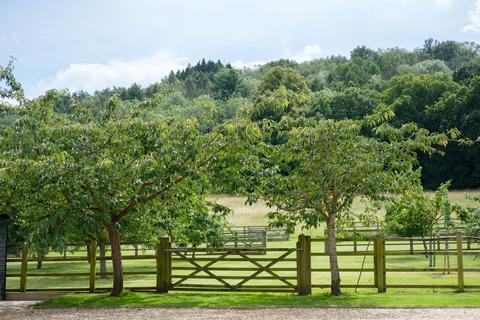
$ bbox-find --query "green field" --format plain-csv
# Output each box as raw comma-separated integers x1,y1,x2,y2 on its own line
7,191,480,307
213,190,480,236
36,290,480,308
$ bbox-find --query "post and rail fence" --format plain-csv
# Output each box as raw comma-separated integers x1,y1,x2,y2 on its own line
3,234,479,299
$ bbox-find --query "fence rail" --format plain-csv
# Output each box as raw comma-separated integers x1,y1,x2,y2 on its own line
5,234,480,295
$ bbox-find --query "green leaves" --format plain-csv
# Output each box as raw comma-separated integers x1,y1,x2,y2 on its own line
251,115,450,231
384,181,461,237
251,67,311,122
0,92,250,253
0,58,25,104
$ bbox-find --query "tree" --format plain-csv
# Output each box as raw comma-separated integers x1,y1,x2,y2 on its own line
328,57,381,87
460,196,480,238
387,73,479,189
251,86,310,122
376,48,426,79
384,186,434,238
125,83,145,100
453,59,480,83
383,73,459,130
384,181,460,238
397,59,452,76
251,67,311,122
258,59,298,76
250,117,450,295
0,91,243,296
211,68,240,100
351,46,379,61
258,66,310,95
427,40,480,70
384,181,462,268
310,87,381,120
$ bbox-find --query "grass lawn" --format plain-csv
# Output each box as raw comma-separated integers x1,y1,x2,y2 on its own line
212,190,480,237
36,290,480,308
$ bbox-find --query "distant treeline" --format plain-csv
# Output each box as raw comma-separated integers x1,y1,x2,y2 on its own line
39,39,480,189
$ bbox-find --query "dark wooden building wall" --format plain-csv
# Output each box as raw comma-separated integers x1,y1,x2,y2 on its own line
0,218,7,300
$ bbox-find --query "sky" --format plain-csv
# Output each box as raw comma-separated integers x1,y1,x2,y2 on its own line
1,0,480,97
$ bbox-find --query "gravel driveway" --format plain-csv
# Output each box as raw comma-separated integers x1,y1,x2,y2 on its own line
1,302,480,320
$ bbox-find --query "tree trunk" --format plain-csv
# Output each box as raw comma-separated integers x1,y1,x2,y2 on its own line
107,223,123,296
326,215,341,296
86,242,91,261
99,242,108,279
36,259,42,269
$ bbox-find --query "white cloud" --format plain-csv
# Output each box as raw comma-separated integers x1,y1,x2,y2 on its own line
464,0,480,33
36,44,324,95
231,59,267,69
232,44,323,69
35,50,188,94
284,44,323,62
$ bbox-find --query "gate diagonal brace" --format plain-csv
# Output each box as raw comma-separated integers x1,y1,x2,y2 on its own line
233,249,295,289
238,252,296,289
173,252,233,289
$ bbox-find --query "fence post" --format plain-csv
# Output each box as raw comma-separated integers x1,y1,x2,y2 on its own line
373,236,386,293
456,234,464,292
156,237,171,293
296,234,311,295
353,225,357,253
262,229,267,248
89,240,97,293
19,246,28,292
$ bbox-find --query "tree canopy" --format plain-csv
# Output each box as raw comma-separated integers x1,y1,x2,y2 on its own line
0,85,249,295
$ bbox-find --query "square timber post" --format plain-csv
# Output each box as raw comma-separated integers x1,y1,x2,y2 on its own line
156,237,171,293
456,234,464,292
296,234,311,295
373,236,386,293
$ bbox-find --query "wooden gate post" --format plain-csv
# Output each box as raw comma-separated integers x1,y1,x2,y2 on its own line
156,237,171,293
20,246,28,292
296,234,311,295
89,240,97,293
373,236,386,293
456,234,464,292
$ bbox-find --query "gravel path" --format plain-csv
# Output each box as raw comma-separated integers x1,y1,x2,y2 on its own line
1,302,480,320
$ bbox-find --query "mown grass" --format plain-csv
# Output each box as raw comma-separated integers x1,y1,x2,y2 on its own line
36,290,480,308
213,190,480,237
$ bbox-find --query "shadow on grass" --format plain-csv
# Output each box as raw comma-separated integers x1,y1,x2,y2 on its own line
35,290,480,308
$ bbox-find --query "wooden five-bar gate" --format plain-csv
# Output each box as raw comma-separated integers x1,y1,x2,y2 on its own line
158,240,302,293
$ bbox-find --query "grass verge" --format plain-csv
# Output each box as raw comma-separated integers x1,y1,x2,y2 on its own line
36,290,480,308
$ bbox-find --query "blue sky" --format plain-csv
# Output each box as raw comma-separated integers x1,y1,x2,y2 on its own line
1,0,480,97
